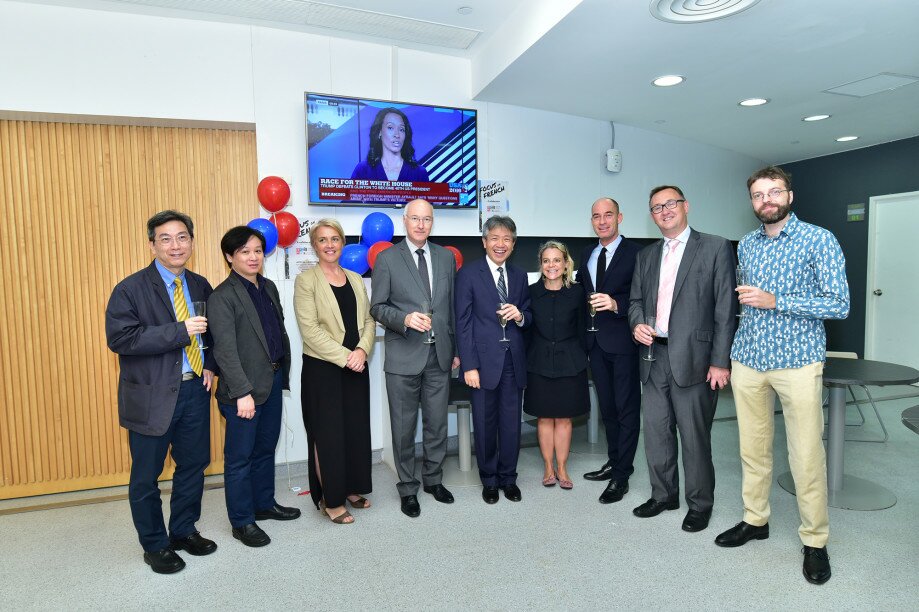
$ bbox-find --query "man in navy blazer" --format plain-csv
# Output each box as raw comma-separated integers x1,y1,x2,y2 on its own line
105,210,218,574
455,216,532,504
577,197,642,504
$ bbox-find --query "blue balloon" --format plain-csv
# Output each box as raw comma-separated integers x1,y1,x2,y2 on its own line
247,218,278,254
361,212,395,246
340,243,369,275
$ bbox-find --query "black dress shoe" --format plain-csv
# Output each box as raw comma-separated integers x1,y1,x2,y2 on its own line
423,484,455,504
501,484,522,502
169,531,217,556
583,462,614,481
681,509,712,532
400,495,421,518
255,504,302,521
482,486,499,504
715,521,769,547
232,523,270,547
143,548,186,574
632,497,679,517
598,480,629,504
802,546,831,585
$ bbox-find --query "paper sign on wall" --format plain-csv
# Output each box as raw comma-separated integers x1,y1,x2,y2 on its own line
479,180,510,231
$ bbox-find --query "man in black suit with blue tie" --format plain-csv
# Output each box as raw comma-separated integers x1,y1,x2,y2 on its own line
455,215,532,504
578,197,642,504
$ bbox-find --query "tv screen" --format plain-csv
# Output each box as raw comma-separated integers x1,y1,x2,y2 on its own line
305,93,478,208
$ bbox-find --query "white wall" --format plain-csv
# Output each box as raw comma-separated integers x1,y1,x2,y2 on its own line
0,0,766,466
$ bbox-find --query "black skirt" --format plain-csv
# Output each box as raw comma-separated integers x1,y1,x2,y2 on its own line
523,369,589,418
301,354,372,509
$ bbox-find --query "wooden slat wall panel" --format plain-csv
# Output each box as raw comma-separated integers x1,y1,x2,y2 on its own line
0,120,258,499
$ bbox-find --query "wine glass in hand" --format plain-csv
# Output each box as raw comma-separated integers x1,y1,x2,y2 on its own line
497,302,510,343
421,300,435,345
642,315,656,362
192,301,208,350
587,293,599,332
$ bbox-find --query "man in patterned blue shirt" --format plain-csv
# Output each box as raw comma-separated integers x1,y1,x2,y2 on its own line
714,166,849,586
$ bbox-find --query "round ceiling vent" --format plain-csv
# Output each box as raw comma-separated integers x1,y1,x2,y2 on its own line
650,0,763,23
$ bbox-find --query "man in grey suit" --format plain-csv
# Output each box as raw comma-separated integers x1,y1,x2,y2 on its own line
628,185,737,533
371,199,460,517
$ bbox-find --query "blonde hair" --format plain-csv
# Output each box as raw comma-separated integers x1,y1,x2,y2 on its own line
309,218,345,248
538,240,575,288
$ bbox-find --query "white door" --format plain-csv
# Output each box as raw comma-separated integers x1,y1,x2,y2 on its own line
865,191,919,370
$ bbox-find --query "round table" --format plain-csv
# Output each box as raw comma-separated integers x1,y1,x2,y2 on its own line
777,357,919,510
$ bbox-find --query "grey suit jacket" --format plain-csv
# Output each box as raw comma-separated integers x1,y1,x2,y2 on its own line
208,273,291,405
370,239,457,375
628,228,737,387
105,262,217,436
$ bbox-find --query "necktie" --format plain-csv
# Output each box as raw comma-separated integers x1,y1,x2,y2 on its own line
656,239,680,334
497,266,508,304
173,277,203,376
416,248,432,299
595,247,607,291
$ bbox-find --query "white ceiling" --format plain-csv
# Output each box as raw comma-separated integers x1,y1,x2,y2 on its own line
28,0,919,163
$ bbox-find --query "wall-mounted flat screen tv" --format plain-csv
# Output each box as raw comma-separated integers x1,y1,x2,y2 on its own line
305,93,477,208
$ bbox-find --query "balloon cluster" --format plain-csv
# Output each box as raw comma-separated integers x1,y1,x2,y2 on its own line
248,176,298,254
338,212,464,275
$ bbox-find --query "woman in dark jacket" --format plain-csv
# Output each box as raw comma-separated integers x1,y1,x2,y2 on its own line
524,240,589,489
208,226,299,548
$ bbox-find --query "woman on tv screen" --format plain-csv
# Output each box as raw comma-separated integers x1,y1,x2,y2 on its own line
351,107,430,182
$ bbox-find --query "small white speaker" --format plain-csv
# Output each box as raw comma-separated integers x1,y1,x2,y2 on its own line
606,149,622,173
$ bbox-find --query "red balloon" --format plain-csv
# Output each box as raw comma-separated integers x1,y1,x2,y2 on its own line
367,241,394,269
257,176,290,213
445,246,463,270
271,212,299,248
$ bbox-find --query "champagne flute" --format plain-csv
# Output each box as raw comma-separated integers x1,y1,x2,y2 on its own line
421,300,435,345
736,265,749,318
642,315,656,362
497,302,510,343
587,292,599,332
191,301,208,350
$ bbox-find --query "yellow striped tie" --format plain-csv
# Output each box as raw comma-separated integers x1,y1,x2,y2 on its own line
173,278,203,376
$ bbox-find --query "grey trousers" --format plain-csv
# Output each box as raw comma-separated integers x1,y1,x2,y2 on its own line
642,343,717,512
386,346,451,497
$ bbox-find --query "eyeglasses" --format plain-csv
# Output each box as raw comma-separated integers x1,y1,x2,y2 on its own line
407,216,433,226
650,199,685,215
751,188,788,202
156,233,191,246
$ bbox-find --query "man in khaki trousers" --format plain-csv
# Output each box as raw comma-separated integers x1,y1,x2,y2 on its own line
715,166,849,586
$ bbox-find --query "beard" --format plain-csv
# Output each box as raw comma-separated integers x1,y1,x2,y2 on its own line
755,201,791,224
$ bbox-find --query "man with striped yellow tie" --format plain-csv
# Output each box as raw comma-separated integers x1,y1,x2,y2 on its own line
106,210,218,575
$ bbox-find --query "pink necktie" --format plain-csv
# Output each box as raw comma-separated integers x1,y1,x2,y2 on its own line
656,239,679,334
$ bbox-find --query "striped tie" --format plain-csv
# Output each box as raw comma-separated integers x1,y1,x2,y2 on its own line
497,266,508,304
173,278,203,376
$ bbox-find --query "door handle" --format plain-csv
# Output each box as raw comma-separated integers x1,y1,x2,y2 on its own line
873,289,883,296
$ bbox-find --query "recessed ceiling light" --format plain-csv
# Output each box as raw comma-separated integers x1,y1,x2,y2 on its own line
457,6,473,15
836,136,859,142
652,75,684,87
739,98,769,107
802,114,831,122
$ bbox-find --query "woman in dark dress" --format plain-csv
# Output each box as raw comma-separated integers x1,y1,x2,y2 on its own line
293,219,376,524
524,240,589,489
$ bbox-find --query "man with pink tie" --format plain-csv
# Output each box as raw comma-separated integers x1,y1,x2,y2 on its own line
628,185,737,533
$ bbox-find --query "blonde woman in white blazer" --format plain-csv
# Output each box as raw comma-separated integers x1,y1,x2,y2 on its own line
294,219,376,525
